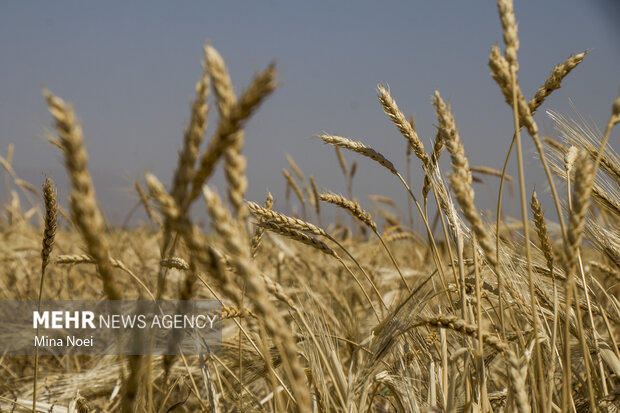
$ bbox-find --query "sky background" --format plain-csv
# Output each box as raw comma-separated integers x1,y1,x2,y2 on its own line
0,1,618,227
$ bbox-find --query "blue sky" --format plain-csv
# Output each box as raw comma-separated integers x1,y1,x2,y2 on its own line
0,1,618,225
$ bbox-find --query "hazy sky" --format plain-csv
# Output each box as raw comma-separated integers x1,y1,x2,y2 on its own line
1,1,618,225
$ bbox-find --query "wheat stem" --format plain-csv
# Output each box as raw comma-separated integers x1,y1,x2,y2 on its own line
34,177,57,413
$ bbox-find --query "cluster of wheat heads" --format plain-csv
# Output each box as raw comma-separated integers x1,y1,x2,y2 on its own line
0,1,619,412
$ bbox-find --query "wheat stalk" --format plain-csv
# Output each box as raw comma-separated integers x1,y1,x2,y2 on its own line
334,146,348,177
55,254,155,301
496,2,551,406
286,154,305,183
203,187,311,411
309,175,321,225
377,84,429,167
34,176,57,413
134,180,160,225
43,89,121,301
434,91,497,267
189,63,277,206
413,314,530,412
282,168,306,219
470,166,513,182
490,46,588,348
562,149,597,412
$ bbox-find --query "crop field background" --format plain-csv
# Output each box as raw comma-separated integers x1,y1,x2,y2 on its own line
0,1,619,412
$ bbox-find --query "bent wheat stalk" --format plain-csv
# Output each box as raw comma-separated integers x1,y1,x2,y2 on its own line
247,200,388,310
258,220,381,320
319,192,410,291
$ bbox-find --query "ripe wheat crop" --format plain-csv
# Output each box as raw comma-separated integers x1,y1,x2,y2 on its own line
0,1,619,412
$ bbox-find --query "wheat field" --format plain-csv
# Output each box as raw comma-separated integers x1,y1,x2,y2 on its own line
1,1,619,412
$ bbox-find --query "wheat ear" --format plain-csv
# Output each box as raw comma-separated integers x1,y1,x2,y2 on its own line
43,90,121,301
496,0,519,69
170,44,210,209
221,306,256,319
206,44,236,115
145,173,179,222
565,151,594,277
422,130,446,199
258,220,335,256
55,254,155,301
319,193,375,231
530,190,554,272
40,177,57,274
530,51,588,111
248,201,326,236
377,84,430,167
318,134,398,174
206,45,248,218
564,146,579,175
189,63,277,206
160,257,190,271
